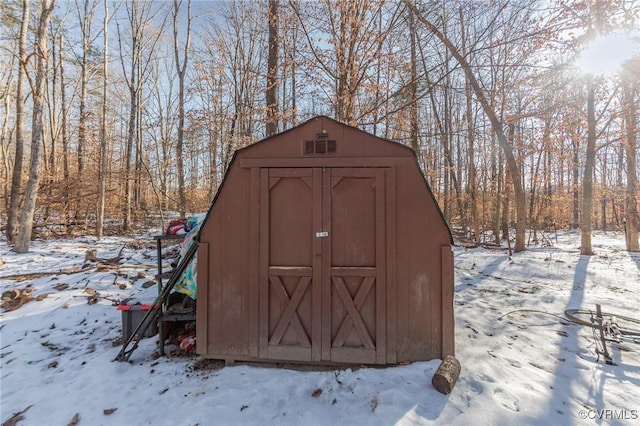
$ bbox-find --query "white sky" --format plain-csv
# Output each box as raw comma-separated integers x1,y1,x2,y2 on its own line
575,33,640,76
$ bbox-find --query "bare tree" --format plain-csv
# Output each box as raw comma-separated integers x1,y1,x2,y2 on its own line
0,58,13,214
458,6,479,243
266,0,279,136
622,61,639,252
146,54,176,212
96,0,109,239
75,0,99,177
280,1,301,129
59,31,70,221
198,0,266,173
117,1,139,232
291,0,401,124
580,75,596,255
15,0,56,253
192,40,223,197
173,0,192,219
404,0,527,251
407,4,418,152
116,0,167,231
7,0,29,244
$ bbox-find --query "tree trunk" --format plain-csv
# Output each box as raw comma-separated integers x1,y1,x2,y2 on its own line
96,0,109,239
461,13,478,243
60,33,70,230
502,124,514,241
48,27,57,189
423,60,465,230
1,81,12,214
492,132,501,244
120,0,137,232
408,7,418,152
580,76,596,255
458,7,475,241
266,0,279,136
15,0,56,253
7,0,29,244
77,0,91,177
123,73,136,232
134,80,143,209
291,26,297,126
173,0,192,219
571,137,579,229
622,77,639,252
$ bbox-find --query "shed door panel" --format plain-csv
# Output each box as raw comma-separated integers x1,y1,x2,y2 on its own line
323,169,386,364
260,168,321,362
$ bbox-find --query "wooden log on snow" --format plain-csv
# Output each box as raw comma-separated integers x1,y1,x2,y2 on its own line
432,355,461,395
85,247,124,265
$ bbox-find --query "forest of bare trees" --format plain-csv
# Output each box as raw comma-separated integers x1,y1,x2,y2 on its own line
1,0,638,254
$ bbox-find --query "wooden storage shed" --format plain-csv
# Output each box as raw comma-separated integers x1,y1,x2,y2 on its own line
196,116,454,366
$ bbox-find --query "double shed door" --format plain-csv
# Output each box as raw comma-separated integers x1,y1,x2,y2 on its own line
259,167,394,364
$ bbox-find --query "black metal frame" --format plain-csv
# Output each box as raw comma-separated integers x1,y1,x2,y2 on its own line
115,240,198,362
154,234,196,355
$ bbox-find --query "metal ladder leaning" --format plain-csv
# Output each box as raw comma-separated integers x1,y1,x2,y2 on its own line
114,241,198,362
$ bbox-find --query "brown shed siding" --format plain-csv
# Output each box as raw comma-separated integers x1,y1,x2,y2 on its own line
196,116,454,365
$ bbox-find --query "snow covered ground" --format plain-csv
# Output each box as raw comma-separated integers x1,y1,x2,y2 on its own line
1,230,639,426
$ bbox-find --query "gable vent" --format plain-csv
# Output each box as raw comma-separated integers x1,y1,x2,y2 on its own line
304,139,337,155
